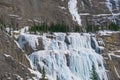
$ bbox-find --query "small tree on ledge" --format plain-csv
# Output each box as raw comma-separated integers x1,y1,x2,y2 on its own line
40,67,48,80
90,65,98,80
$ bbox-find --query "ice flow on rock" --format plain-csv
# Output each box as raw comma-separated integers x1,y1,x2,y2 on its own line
18,33,108,80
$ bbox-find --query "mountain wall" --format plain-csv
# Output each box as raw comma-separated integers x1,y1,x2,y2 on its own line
0,30,35,80
0,0,120,80
96,31,120,80
0,0,120,28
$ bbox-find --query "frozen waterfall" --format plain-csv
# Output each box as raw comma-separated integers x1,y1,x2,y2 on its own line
18,33,108,80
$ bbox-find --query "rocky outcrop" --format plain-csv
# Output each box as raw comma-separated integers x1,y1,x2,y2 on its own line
0,30,34,80
96,32,120,80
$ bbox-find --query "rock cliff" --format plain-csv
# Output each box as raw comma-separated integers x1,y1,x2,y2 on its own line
0,30,35,80
0,0,120,28
96,31,120,80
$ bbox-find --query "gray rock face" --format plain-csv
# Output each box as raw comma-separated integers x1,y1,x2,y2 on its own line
0,0,120,28
97,32,120,80
0,30,34,80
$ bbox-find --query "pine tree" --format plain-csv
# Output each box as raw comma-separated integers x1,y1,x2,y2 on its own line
86,25,92,32
108,22,120,31
90,65,98,80
40,67,48,80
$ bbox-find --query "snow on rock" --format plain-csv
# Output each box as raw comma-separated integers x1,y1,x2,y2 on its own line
9,14,19,17
14,40,24,51
28,68,42,80
105,0,113,12
114,0,119,11
58,6,66,10
109,53,120,59
17,32,108,80
19,26,29,33
106,0,120,12
114,66,120,79
116,50,120,52
105,0,120,22
4,54,11,57
14,74,23,80
68,0,82,25
81,1,85,10
89,0,93,7
5,27,11,33
98,30,114,36
79,13,90,16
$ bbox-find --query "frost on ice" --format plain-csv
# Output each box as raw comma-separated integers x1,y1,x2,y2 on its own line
18,32,108,80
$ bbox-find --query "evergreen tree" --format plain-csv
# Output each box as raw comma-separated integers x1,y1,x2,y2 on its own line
108,23,120,31
40,67,48,80
86,25,92,32
90,65,98,80
74,25,82,32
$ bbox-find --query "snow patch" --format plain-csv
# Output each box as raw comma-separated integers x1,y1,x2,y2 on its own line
14,74,23,80
98,30,114,35
29,68,42,80
68,0,82,25
105,0,113,12
58,6,66,10
114,66,120,78
4,54,11,57
19,26,29,33
14,40,24,51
